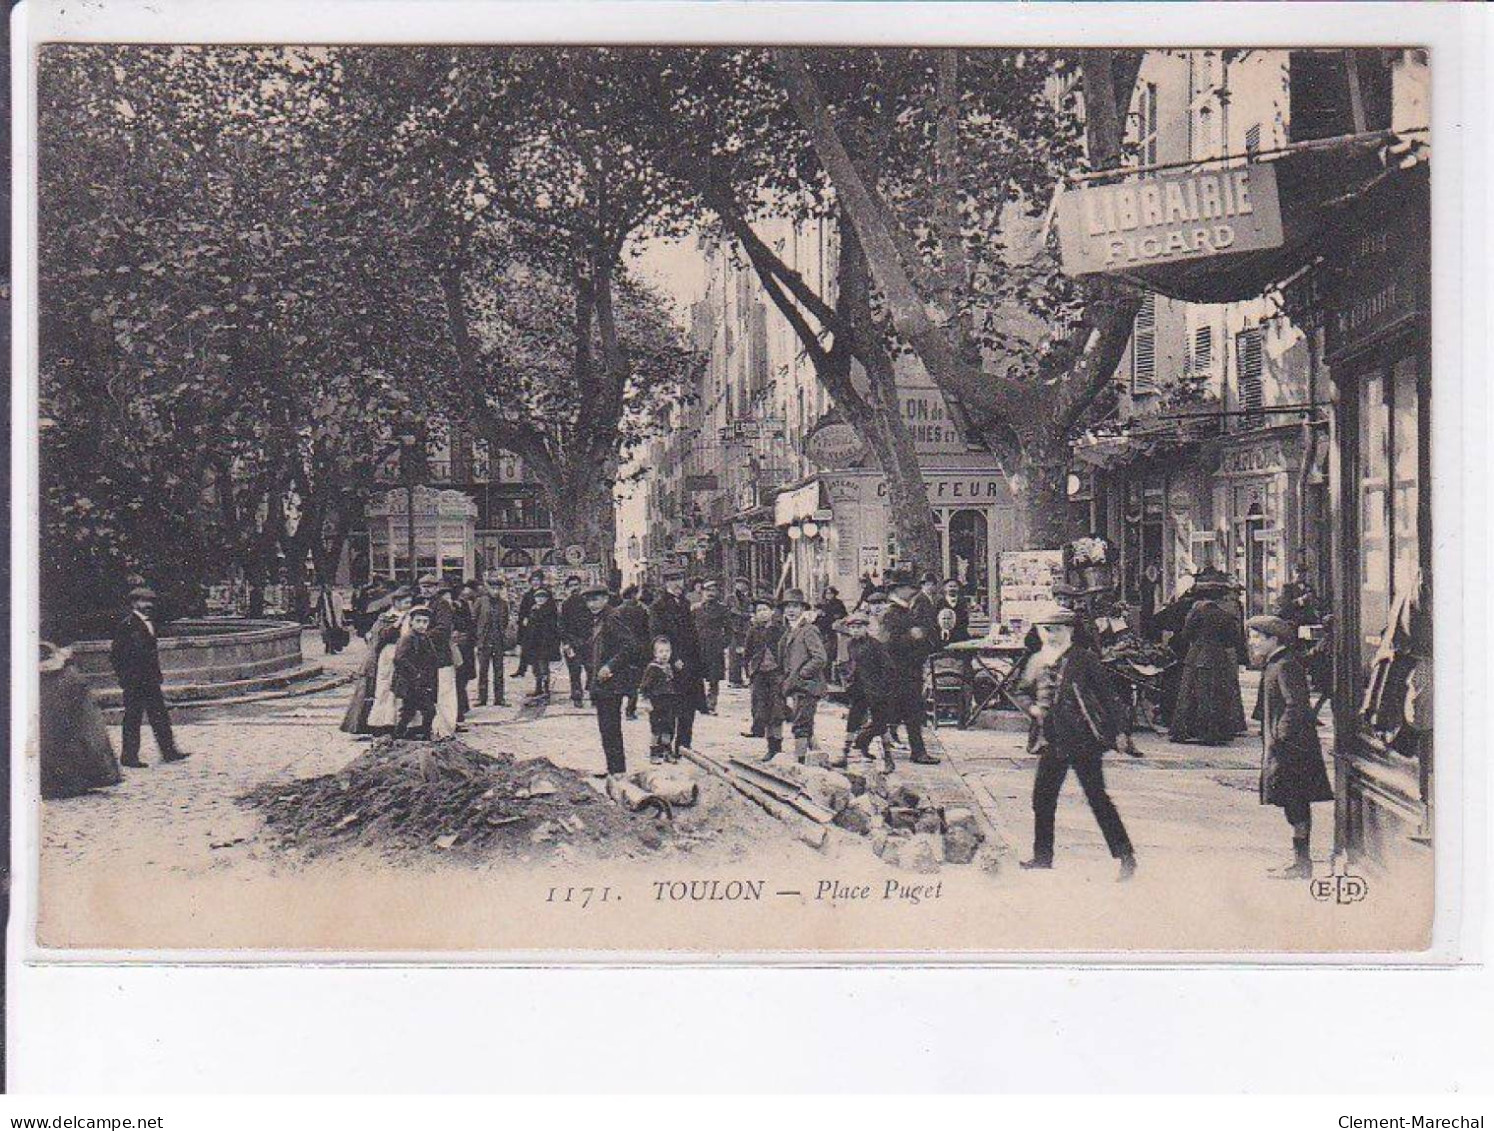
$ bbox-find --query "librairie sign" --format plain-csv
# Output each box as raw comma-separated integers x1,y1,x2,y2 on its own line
1055,163,1284,276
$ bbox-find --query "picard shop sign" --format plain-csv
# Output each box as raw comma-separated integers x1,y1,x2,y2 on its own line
1055,164,1284,276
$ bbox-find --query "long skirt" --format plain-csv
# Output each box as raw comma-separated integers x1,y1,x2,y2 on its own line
1170,645,1248,745
339,673,375,734
40,658,121,799
366,647,399,730
433,667,459,738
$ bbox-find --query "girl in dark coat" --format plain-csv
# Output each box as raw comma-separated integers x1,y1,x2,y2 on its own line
1169,585,1249,745
1249,615,1334,878
519,588,561,701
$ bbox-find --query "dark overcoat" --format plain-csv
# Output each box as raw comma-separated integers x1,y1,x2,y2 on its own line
589,606,645,699
1169,598,1248,744
778,620,829,697
109,613,163,693
693,598,731,679
392,632,440,708
520,600,562,663
1258,648,1334,807
649,592,708,710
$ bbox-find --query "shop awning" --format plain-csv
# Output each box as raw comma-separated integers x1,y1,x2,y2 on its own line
774,478,828,526
1082,131,1428,304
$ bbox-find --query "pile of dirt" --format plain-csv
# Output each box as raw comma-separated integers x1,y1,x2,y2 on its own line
240,737,647,859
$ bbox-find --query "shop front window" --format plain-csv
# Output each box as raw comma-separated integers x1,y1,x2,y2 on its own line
946,509,990,610
1359,370,1392,665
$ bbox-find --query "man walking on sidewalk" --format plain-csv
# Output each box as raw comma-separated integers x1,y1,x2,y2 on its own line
777,588,828,763
1011,603,1140,882
559,574,594,708
109,586,191,767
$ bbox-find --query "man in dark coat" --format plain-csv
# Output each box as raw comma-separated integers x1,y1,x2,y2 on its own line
882,573,938,766
909,571,941,640
648,571,707,751
615,584,651,720
520,586,561,701
1012,604,1140,881
512,569,545,677
1249,615,1334,879
558,574,595,708
588,586,643,777
693,578,731,713
108,586,189,767
393,606,441,738
777,588,829,762
741,594,786,757
474,574,510,706
839,611,894,766
727,576,754,688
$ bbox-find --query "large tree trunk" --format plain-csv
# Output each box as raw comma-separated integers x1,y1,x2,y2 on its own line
1014,431,1076,552
542,468,618,575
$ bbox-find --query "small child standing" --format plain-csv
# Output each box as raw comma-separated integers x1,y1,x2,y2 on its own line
638,635,685,764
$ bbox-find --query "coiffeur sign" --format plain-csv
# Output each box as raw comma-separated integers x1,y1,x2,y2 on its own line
1055,163,1284,276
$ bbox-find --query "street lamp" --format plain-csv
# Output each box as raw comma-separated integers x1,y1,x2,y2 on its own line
801,520,820,540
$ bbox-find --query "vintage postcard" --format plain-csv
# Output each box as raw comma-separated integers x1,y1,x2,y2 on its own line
20,7,1458,957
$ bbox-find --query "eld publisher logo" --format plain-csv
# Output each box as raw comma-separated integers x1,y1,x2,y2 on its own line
1312,872,1370,904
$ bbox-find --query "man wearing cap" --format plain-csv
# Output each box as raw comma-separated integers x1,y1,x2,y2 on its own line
512,569,546,678
741,593,786,755
393,605,441,739
587,584,642,777
693,578,730,714
1248,614,1333,879
775,588,828,762
558,574,594,709
474,574,510,707
882,572,938,766
649,570,708,751
910,571,941,641
727,576,753,689
109,586,189,767
1012,603,1139,881
837,608,892,768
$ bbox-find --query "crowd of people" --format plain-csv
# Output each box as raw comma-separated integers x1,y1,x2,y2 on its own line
91,556,1335,882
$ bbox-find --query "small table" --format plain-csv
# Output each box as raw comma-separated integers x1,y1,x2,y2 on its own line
934,638,1031,729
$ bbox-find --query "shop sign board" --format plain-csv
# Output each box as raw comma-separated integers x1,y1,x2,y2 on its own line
900,386,967,453
1055,163,1284,276
1322,213,1430,363
803,421,868,469
1218,438,1292,477
825,471,1013,507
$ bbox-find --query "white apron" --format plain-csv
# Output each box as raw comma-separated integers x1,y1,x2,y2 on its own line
433,667,459,738
366,646,400,729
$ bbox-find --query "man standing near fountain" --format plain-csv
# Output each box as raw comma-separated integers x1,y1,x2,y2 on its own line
109,586,190,767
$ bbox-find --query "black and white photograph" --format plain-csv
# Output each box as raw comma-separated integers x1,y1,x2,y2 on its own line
21,21,1450,955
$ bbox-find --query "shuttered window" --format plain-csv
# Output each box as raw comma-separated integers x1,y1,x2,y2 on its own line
1244,123,1263,155
1131,292,1158,394
1237,326,1265,412
1192,325,1214,373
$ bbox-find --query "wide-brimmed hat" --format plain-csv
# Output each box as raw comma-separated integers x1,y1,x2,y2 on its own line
1030,602,1078,626
1246,614,1296,642
779,587,809,608
128,586,158,602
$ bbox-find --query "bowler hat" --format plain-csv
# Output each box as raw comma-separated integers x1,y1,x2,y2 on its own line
1030,603,1078,626
128,586,158,602
1247,614,1296,642
779,587,808,608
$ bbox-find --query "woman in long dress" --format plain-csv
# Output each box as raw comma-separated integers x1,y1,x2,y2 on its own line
340,591,409,735
1169,580,1249,745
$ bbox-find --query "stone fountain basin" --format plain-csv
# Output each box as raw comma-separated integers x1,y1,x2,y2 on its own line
67,617,327,709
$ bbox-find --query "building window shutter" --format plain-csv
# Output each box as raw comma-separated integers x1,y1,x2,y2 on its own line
1191,325,1213,373
1131,292,1158,394
1244,123,1263,154
1237,327,1265,415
